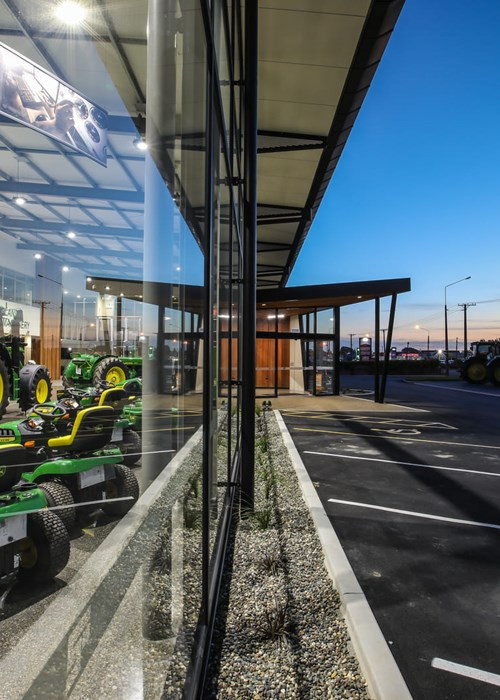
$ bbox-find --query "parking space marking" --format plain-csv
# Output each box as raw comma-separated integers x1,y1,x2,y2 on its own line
304,451,500,478
327,498,500,531
292,426,500,451
431,658,500,687
282,412,457,430
342,395,428,412
413,383,500,399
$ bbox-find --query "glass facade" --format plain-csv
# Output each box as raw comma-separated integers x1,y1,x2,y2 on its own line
0,1,245,696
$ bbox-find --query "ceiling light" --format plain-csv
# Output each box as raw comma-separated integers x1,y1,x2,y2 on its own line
67,231,76,239
54,1,88,26
105,286,110,290
120,292,124,297
34,253,42,260
62,266,69,272
64,290,68,295
77,295,81,298
133,137,148,151
13,196,26,206
86,277,92,282
176,266,181,271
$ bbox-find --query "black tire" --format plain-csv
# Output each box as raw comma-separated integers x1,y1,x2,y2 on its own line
102,464,139,516
18,364,52,412
119,428,142,466
18,510,70,584
92,357,130,388
463,359,488,384
38,481,75,532
0,359,10,420
487,360,500,386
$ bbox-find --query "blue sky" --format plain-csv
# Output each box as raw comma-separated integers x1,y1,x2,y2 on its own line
288,0,500,351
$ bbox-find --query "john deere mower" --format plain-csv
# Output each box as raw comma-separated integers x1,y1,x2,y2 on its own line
63,352,141,388
0,407,139,521
0,336,52,419
0,480,71,587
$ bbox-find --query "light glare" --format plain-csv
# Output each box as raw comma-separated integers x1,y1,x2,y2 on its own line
55,1,87,26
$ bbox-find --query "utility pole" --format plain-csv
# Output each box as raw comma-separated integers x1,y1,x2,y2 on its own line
458,303,476,358
349,333,357,350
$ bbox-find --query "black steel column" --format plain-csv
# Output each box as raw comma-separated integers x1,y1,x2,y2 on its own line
274,309,279,397
333,306,340,395
380,294,397,403
313,309,317,395
374,297,380,402
241,0,258,509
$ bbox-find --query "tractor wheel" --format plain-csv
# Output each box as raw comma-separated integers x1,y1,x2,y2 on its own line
0,360,10,419
101,465,139,516
39,481,75,532
463,359,487,384
487,360,500,386
119,428,142,466
17,510,70,584
93,357,130,388
18,364,52,412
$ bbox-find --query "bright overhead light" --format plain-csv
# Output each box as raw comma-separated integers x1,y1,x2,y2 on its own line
176,266,181,271
13,196,26,206
67,231,76,239
120,292,124,297
77,295,81,298
62,265,69,272
54,1,88,26
34,253,42,260
86,277,92,282
133,137,148,151
105,286,110,291
64,290,68,295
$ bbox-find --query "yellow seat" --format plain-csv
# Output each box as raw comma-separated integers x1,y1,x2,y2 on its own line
48,406,115,452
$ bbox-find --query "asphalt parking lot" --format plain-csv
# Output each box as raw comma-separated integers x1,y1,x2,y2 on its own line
282,377,500,700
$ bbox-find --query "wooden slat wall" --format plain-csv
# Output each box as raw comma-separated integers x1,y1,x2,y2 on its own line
34,258,62,381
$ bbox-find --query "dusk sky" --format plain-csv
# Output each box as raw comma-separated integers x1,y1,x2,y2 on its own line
288,0,500,351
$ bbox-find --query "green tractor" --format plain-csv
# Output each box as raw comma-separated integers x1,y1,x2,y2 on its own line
63,352,141,389
0,482,71,587
0,406,139,520
462,340,500,385
0,336,52,419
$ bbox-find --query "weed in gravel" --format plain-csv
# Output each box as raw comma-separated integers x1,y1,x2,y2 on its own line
255,404,262,416
255,596,291,644
259,550,285,575
257,436,269,453
252,508,273,530
183,504,201,529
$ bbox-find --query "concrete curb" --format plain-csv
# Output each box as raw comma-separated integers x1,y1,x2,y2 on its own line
274,410,412,700
0,427,203,697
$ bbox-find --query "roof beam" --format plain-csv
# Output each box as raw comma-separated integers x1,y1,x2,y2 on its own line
0,182,143,203
17,243,141,260
2,216,141,239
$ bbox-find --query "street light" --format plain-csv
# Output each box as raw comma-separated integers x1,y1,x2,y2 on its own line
445,276,471,375
415,325,430,353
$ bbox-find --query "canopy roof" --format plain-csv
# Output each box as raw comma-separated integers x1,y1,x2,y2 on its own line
0,0,404,288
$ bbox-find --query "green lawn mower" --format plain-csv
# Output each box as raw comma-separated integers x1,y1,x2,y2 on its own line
0,336,52,419
0,407,139,522
0,482,71,587
63,352,142,388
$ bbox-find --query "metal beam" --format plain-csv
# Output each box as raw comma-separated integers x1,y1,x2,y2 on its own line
2,216,141,239
17,243,140,260
0,182,143,203
0,114,140,136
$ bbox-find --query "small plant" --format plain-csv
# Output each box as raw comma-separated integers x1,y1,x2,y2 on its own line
255,404,262,416
255,595,291,644
253,508,273,530
256,436,268,453
183,504,201,529
263,476,274,500
259,550,284,575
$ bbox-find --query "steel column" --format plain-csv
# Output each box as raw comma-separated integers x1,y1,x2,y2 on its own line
241,0,258,509
374,297,380,402
380,294,397,403
333,306,340,395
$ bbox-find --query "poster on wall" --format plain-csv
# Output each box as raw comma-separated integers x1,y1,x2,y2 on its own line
0,301,40,337
0,41,108,166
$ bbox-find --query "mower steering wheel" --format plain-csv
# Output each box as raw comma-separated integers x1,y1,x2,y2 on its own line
97,380,114,390
67,387,89,399
32,404,67,421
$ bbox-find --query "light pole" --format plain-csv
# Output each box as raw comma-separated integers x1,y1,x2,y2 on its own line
445,276,471,375
382,328,388,353
415,325,430,353
348,333,357,350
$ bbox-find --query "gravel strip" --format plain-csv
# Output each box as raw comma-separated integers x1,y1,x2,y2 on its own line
205,409,369,699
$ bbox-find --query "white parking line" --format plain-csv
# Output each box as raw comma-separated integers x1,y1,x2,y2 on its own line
327,498,500,531
413,383,500,398
305,451,500,478
343,394,428,412
431,658,500,687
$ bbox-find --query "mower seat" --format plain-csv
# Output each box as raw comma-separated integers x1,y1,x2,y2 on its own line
47,406,115,453
98,388,129,413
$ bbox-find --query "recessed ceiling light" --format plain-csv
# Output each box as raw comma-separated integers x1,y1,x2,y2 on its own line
34,253,42,260
176,266,181,271
64,290,68,295
120,292,124,297
77,295,81,298
67,231,76,239
13,196,26,206
133,137,148,151
54,1,87,26
62,265,69,272
86,277,92,282
105,285,110,290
